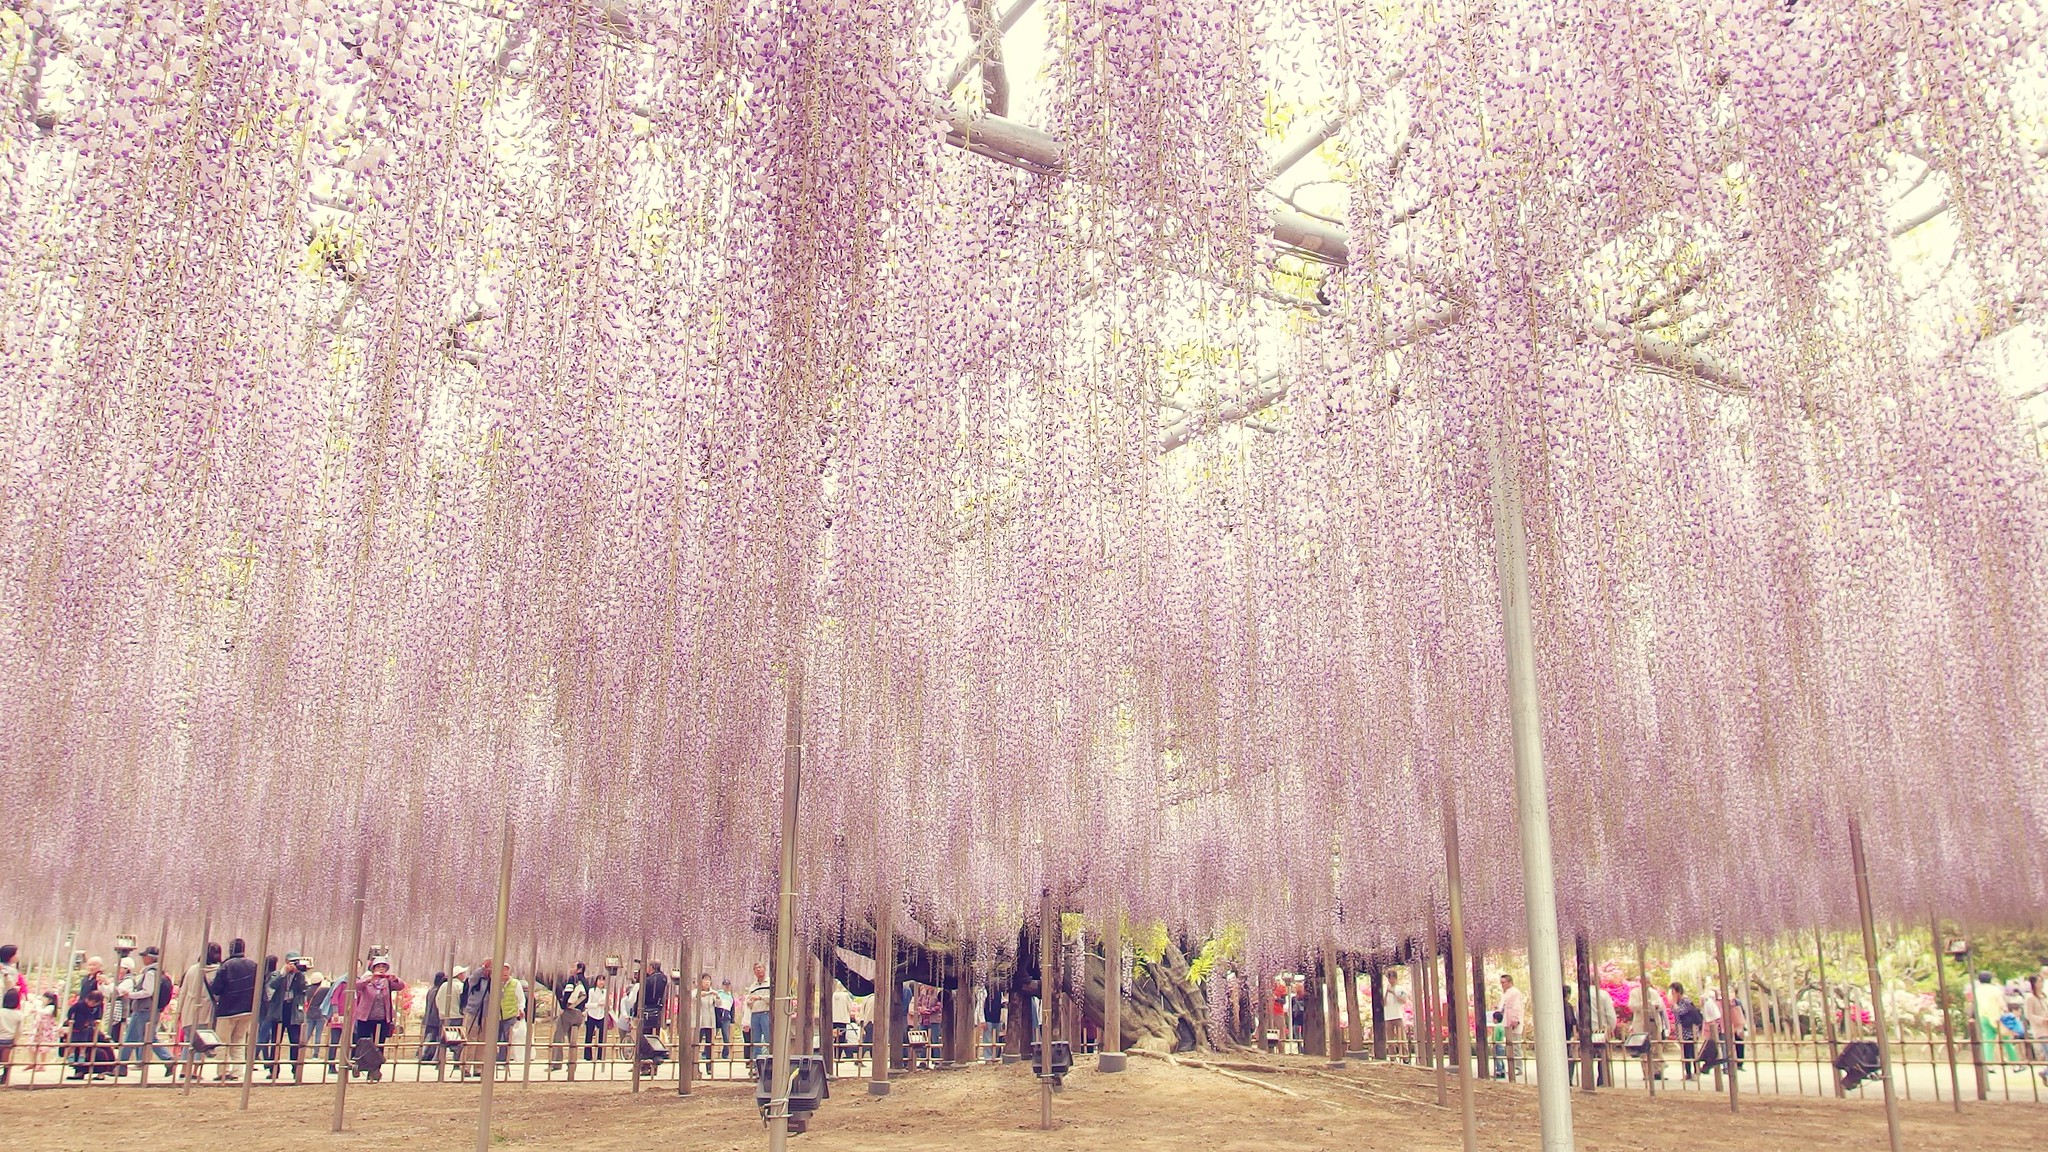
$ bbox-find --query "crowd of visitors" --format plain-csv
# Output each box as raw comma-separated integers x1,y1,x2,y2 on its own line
1252,956,2048,1088
1,936,2044,1089
0,937,1006,1086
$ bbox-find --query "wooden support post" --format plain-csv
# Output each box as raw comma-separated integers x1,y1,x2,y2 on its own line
1849,820,1903,1152
1038,886,1055,1131
1930,912,1961,1112
240,884,274,1109
1323,939,1346,1067
869,892,896,1095
1575,932,1595,1094
675,941,693,1094
1369,965,1387,1059
523,938,537,1086
335,855,368,1133
630,944,645,1095
767,668,805,1152
1714,928,1736,1112
475,820,513,1152
1342,964,1364,1055
1427,916,1445,1106
1472,949,1489,1080
1636,941,1655,1098
1099,910,1125,1072
1443,793,1476,1152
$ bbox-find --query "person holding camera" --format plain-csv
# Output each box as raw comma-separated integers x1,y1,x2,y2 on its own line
263,953,309,1080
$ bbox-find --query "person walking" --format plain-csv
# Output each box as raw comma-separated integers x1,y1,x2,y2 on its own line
2022,976,2048,1083
1498,974,1527,1080
717,978,739,1066
495,963,526,1068
116,946,175,1079
350,956,406,1081
461,961,493,1078
1670,982,1703,1080
552,963,588,1074
296,968,327,1078
436,967,467,1072
175,942,221,1074
418,971,447,1064
584,973,610,1063
746,963,772,1061
209,938,260,1081
636,960,668,1074
321,970,352,1074
1974,971,2015,1064
1589,981,1617,1086
693,971,718,1076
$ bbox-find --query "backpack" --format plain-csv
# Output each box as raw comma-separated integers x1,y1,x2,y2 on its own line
156,971,174,1013
1676,999,1703,1031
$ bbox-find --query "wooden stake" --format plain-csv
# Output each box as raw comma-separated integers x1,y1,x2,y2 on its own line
1443,793,1476,1152
870,890,897,1094
1099,909,1124,1072
1848,819,1903,1152
1427,914,1445,1105
1323,939,1346,1067
1038,886,1055,1131
240,884,274,1109
474,819,513,1152
334,855,367,1133
1369,964,1386,1059
1636,940,1655,1098
631,937,648,1094
767,667,805,1152
678,940,694,1095
1714,928,1736,1112
1929,912,1961,1112
1471,949,1489,1080
1575,932,1595,1094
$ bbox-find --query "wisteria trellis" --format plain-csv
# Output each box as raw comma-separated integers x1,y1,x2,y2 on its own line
1,0,2045,971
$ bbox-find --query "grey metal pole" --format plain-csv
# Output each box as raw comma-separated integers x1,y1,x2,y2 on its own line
241,884,274,1109
475,819,513,1152
1848,820,1903,1152
1491,424,1575,1152
1930,912,1961,1111
1443,794,1477,1152
1099,909,1124,1072
333,857,367,1133
767,668,805,1152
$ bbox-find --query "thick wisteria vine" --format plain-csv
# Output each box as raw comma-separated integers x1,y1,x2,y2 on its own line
1,0,2045,972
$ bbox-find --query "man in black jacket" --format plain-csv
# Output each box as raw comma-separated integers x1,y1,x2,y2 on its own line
638,960,669,1071
209,939,260,1081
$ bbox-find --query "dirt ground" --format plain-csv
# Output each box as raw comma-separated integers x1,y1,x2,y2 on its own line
5,1053,2044,1152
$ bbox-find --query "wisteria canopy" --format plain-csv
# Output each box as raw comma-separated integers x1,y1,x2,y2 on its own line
3,0,2046,971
